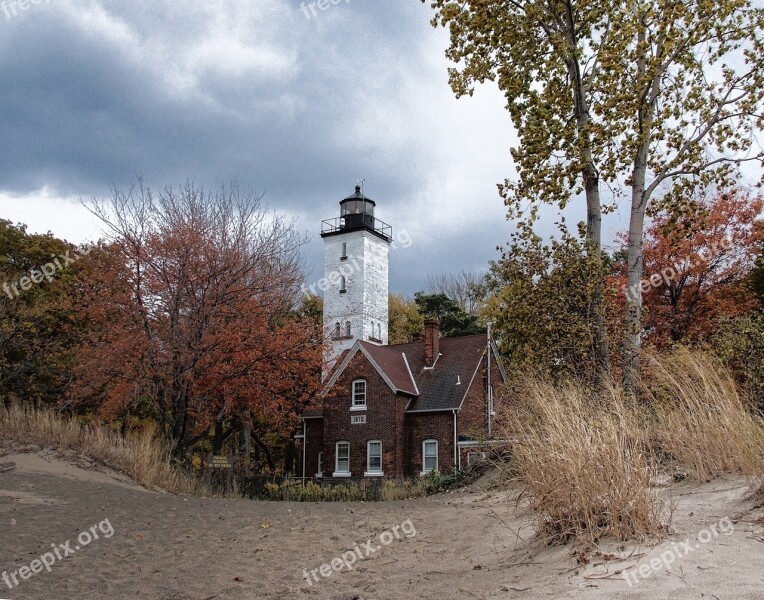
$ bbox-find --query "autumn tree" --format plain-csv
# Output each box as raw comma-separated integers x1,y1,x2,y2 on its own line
74,181,323,462
747,245,764,306
484,227,614,382
625,189,763,347
714,312,764,410
425,0,764,392
388,293,424,344
0,220,94,404
425,0,611,373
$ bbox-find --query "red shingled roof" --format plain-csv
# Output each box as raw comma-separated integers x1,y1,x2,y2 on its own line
358,341,419,396
312,334,501,414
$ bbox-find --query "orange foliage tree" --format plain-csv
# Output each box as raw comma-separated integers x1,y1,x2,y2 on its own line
72,182,324,464
620,189,763,348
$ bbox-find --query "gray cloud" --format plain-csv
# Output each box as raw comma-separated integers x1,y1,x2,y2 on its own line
0,0,546,294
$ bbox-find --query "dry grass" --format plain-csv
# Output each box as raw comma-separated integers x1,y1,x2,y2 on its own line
0,403,194,493
503,379,667,545
499,349,764,546
642,349,764,481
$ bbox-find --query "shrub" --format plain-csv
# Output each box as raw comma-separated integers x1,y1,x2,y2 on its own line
263,480,365,502
641,348,764,481
499,379,666,545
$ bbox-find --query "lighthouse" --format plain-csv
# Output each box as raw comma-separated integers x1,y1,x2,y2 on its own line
320,184,392,370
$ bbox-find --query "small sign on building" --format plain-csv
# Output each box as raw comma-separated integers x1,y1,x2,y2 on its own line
351,414,366,425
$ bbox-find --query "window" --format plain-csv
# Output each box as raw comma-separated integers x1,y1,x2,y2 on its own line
422,439,438,474
341,243,347,259
345,321,352,337
334,441,350,476
370,321,376,339
316,452,323,477
377,323,382,340
352,379,367,408
340,276,346,292
334,322,341,339
366,440,382,475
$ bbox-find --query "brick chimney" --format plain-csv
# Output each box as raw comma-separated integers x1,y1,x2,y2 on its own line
424,318,440,367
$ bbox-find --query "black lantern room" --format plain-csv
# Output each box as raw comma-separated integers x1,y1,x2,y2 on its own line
321,185,392,241
340,185,376,230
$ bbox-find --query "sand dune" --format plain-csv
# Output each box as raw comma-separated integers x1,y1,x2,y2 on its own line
1,451,762,599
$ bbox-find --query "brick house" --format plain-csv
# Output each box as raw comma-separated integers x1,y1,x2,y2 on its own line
300,317,506,479
297,183,505,479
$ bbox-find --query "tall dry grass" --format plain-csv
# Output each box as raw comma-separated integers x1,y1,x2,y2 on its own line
505,379,666,545
0,403,194,493
500,349,764,545
641,349,764,481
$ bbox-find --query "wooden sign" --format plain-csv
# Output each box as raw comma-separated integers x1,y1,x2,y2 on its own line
207,454,233,469
205,453,233,493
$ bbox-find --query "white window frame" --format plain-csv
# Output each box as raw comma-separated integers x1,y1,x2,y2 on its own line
365,440,383,476
316,451,323,478
422,439,438,475
351,379,367,410
333,441,350,477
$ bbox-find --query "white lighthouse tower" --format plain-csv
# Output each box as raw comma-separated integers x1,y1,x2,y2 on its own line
321,184,391,370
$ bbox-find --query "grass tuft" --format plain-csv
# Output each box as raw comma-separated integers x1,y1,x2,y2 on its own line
0,403,194,493
502,379,666,545
642,349,764,481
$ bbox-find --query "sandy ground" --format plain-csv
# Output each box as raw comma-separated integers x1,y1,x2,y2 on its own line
1,451,763,600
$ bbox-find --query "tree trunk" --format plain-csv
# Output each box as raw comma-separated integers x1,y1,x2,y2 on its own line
252,432,275,472
213,419,224,454
624,26,658,396
241,411,251,458
624,192,647,395
564,1,609,378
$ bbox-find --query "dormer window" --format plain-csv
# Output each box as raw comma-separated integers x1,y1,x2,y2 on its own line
352,379,367,408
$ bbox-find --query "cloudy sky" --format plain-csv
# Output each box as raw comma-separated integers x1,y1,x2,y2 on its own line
2,0,742,295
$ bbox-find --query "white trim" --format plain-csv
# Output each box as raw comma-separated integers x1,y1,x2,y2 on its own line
422,439,438,474
349,406,367,412
364,472,385,477
320,340,419,398
423,352,443,370
332,472,352,478
402,352,420,395
456,349,487,411
351,379,367,408
366,440,383,475
335,440,350,475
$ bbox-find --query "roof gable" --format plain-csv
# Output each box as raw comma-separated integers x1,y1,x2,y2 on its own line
321,340,419,398
319,333,507,412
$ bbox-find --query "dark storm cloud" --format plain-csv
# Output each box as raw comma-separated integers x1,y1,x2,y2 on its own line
0,0,519,294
